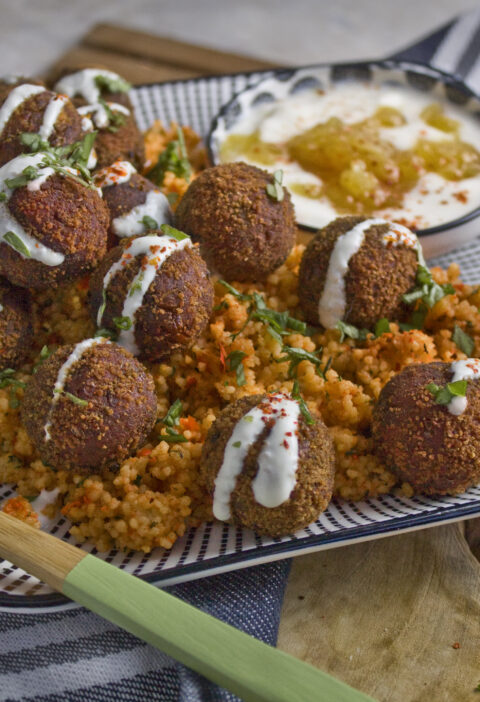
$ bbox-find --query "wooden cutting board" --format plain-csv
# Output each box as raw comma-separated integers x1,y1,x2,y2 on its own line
51,24,480,702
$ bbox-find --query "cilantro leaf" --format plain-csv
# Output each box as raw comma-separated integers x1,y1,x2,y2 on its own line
452,324,475,356
292,379,315,425
148,126,192,185
336,320,369,343
226,350,247,386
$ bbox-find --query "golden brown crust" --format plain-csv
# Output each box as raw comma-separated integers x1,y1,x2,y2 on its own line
21,341,157,473
0,174,109,290
0,88,83,166
298,216,418,328
175,162,296,282
0,277,34,370
201,394,335,537
88,237,214,362
372,362,480,494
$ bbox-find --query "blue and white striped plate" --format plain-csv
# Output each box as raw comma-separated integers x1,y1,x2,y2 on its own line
2,71,480,612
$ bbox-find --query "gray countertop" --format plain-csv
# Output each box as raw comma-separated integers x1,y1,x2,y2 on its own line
0,0,475,76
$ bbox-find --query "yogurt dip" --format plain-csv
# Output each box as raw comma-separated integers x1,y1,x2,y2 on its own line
218,80,480,230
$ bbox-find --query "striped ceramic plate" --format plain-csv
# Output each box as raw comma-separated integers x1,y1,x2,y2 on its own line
2,72,480,612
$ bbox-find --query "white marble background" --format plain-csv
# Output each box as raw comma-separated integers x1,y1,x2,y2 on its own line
0,0,476,76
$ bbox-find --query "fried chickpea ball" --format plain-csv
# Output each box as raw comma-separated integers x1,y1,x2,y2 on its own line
298,216,419,329
175,162,296,282
201,393,335,537
372,360,480,495
0,277,34,370
21,338,157,473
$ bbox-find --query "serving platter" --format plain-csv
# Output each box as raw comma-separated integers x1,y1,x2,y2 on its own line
2,69,480,612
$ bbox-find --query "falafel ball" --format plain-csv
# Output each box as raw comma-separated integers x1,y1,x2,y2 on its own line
53,69,144,170
372,360,480,495
21,338,157,473
93,161,171,246
201,393,335,537
0,277,34,370
0,82,83,166
298,216,419,329
0,153,109,290
89,232,213,362
175,162,296,282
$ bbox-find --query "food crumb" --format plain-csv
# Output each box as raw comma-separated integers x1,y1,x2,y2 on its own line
452,642,461,650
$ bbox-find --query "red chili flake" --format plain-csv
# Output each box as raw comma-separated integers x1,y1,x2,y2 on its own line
283,439,290,449
185,376,197,390
452,642,460,649
286,431,292,437
219,344,226,372
453,191,468,204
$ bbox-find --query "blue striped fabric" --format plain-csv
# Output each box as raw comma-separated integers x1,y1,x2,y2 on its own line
3,10,480,701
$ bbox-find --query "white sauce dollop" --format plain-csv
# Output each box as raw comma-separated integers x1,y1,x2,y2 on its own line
55,69,128,104
0,153,66,266
44,337,107,441
112,190,172,238
447,358,480,415
213,393,300,521
98,234,191,355
77,102,130,129
0,84,45,135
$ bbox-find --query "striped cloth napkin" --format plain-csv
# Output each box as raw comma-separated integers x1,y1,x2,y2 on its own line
2,9,480,702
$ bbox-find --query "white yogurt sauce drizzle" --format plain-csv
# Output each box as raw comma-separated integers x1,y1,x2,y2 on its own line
43,337,107,441
55,69,128,104
212,393,300,521
77,102,130,129
112,190,172,238
0,153,66,265
318,218,424,328
447,358,480,416
93,160,137,188
98,235,191,355
0,84,45,135
38,94,68,140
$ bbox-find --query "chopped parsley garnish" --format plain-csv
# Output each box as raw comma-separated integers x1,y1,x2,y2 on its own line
160,223,190,242
33,345,52,373
3,231,31,258
452,324,475,356
426,380,467,405
243,415,254,423
232,441,242,448
98,98,127,133
157,399,187,443
0,368,26,409
113,316,132,331
97,288,107,322
19,131,97,189
5,165,39,189
148,126,192,185
292,379,315,425
0,192,7,201
64,391,89,407
402,265,455,329
218,280,306,342
266,169,284,202
336,320,369,343
94,74,131,94
226,350,247,386
141,215,158,231
276,345,326,379
374,318,391,337
129,273,145,297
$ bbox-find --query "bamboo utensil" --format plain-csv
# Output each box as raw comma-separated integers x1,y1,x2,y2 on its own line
0,511,376,702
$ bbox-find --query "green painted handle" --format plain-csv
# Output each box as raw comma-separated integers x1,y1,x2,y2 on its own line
64,555,376,702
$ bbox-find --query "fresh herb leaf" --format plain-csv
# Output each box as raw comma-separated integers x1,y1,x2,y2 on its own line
133,475,142,486
0,369,26,409
64,391,88,407
113,316,132,331
128,273,145,297
148,126,192,185
403,265,455,318
161,398,183,427
292,379,315,425
276,345,325,379
94,327,117,340
161,426,188,443
426,379,467,405
3,231,31,258
160,223,190,241
218,280,251,303
226,350,247,386
374,318,391,337
0,192,7,201
141,215,158,231
266,169,284,201
336,320,369,343
94,74,131,94
33,345,52,373
98,98,127,133
232,441,242,448
452,324,475,356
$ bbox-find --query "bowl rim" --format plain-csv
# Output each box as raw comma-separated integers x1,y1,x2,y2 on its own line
205,58,480,238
